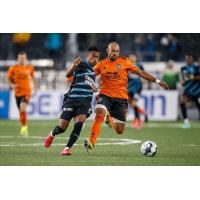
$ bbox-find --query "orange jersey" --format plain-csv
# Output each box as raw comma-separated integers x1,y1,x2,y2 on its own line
94,56,139,99
7,64,34,97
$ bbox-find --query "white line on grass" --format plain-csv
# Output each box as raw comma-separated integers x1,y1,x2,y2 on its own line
0,136,141,147
1,122,200,128
183,144,200,147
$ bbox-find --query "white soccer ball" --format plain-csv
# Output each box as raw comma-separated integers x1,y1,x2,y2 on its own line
141,141,157,157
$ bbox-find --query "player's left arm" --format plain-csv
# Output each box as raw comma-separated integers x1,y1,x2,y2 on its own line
189,74,200,80
189,67,200,80
133,67,169,90
30,66,37,93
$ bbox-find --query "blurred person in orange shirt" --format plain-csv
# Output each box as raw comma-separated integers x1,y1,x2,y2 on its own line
12,33,31,56
84,42,169,152
6,51,36,136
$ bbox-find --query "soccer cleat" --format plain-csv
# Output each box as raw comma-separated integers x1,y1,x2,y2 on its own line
44,133,54,148
20,126,28,136
132,119,139,128
182,122,191,129
84,139,94,153
60,148,72,156
132,118,143,129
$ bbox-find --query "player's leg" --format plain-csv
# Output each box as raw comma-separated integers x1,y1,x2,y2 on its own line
89,95,110,146
113,120,126,134
18,96,30,136
130,98,141,128
44,118,70,148
192,97,200,119
44,101,73,148
61,102,92,155
110,98,128,134
180,94,190,128
90,107,106,144
61,114,87,155
84,107,106,152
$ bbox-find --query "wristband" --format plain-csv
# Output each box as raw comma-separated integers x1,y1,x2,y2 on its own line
155,79,161,84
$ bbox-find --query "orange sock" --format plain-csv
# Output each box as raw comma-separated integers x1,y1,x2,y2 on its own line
107,115,115,129
137,106,145,115
20,111,27,126
90,114,105,145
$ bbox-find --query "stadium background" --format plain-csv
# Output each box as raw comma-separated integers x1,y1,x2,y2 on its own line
0,33,200,120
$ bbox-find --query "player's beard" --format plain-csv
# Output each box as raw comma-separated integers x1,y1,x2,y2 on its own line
109,55,117,61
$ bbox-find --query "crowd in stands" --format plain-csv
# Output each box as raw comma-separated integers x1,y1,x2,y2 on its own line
1,33,199,65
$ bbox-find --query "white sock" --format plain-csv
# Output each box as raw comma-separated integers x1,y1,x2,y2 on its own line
64,147,69,150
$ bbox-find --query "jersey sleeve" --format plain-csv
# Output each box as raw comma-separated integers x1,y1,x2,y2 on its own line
93,62,102,75
6,66,14,78
126,59,140,73
30,66,35,78
194,65,200,75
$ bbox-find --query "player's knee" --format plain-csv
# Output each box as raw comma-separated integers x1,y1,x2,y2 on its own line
95,108,106,116
20,104,26,112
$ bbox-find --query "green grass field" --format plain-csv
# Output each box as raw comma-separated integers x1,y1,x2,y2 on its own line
0,120,200,166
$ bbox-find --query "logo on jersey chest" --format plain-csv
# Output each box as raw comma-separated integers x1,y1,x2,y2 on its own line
116,64,121,70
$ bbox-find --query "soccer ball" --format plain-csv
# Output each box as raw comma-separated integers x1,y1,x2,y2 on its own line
141,141,157,157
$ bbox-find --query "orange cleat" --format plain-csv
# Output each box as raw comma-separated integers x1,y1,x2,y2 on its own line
60,148,72,156
132,118,143,129
44,133,54,148
132,118,139,128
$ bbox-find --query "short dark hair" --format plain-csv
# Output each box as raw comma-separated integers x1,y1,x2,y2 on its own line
185,53,193,57
18,51,27,56
88,46,100,52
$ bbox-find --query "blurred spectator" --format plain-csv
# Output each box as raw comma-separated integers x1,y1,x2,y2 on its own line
44,33,62,60
12,33,31,57
163,60,179,89
144,34,156,61
168,34,181,60
0,34,13,59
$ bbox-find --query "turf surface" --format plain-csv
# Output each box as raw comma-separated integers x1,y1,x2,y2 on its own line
0,120,200,166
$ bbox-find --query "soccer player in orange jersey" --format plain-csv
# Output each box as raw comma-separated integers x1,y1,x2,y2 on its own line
84,42,169,152
6,51,36,136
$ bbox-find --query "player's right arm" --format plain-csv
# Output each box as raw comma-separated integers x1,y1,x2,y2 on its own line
136,70,169,89
6,66,15,89
127,60,169,90
66,56,81,78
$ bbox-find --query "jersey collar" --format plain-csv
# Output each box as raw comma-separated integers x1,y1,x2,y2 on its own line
85,60,94,69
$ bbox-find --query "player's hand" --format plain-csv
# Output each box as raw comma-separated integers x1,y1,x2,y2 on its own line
91,83,98,93
9,84,17,90
180,80,185,85
73,56,81,67
159,81,169,90
189,74,194,80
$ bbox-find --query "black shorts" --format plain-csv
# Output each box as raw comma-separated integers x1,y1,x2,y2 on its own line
96,94,128,122
60,97,92,121
128,90,142,100
15,96,30,110
183,91,199,102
